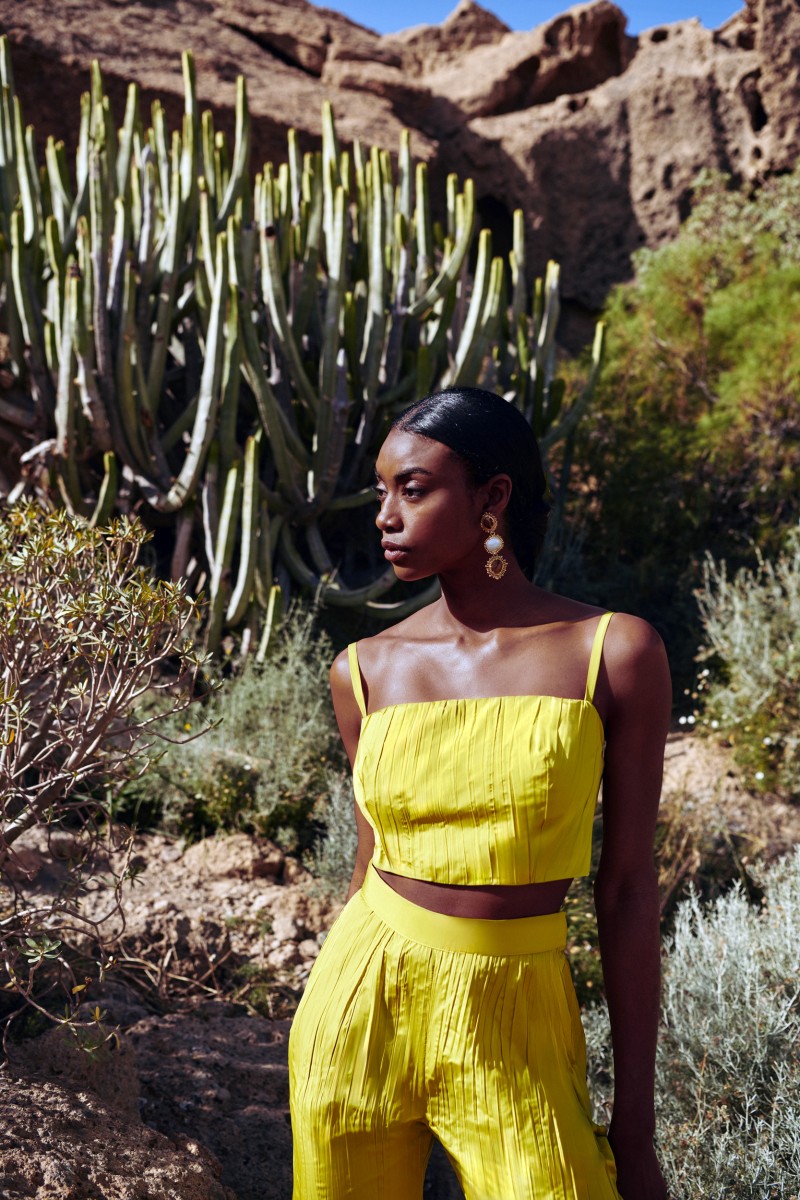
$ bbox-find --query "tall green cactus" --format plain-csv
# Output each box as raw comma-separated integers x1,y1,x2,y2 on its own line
0,39,605,650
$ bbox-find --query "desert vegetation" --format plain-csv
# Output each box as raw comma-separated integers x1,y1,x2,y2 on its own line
0,505,205,1043
586,847,800,1199
0,34,798,1200
568,166,800,685
0,35,602,651
693,528,800,801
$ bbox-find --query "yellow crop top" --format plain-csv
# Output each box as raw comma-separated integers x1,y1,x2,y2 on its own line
347,611,614,886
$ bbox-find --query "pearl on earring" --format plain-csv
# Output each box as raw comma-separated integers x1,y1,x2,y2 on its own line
480,512,508,580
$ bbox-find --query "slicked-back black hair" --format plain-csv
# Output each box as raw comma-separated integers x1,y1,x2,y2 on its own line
391,387,550,578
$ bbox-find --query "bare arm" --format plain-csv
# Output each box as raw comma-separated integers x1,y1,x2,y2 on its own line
329,649,375,900
594,615,671,1199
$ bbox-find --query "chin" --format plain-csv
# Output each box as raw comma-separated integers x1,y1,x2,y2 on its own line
391,564,435,583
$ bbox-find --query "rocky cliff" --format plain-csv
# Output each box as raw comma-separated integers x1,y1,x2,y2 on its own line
1,0,798,321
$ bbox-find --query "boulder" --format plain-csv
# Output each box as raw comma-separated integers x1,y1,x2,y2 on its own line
210,0,387,78
417,1,630,119
451,18,762,311
380,0,510,73
181,832,285,881
271,912,303,942
131,1008,294,1200
0,0,435,182
8,1024,142,1121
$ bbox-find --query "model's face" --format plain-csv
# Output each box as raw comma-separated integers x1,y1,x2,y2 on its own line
374,429,508,581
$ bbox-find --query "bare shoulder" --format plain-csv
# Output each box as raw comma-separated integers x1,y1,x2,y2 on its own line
329,646,365,742
603,612,671,708
606,612,666,661
330,605,435,705
329,645,352,696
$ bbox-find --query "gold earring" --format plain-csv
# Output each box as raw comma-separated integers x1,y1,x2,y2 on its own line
481,512,508,580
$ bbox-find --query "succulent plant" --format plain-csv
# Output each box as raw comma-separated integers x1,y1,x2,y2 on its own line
0,40,604,648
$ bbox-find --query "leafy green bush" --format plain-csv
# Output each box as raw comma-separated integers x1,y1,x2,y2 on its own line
570,167,800,681
584,847,800,1199
120,604,347,848
693,527,800,800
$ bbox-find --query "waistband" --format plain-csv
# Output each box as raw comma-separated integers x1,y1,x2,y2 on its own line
360,865,567,956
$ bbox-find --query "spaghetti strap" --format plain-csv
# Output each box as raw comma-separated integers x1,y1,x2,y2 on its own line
584,612,614,704
347,642,367,717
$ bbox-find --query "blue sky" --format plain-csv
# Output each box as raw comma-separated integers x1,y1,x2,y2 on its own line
325,0,741,36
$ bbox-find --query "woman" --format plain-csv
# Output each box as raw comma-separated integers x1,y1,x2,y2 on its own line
289,387,671,1200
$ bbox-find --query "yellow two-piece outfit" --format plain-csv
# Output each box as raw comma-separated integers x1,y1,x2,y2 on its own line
289,612,621,1200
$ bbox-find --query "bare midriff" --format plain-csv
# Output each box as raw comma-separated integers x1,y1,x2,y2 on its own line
375,869,573,919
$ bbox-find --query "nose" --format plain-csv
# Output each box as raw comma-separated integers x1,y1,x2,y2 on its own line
375,493,401,533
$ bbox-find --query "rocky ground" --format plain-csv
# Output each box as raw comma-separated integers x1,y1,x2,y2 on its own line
3,732,800,1200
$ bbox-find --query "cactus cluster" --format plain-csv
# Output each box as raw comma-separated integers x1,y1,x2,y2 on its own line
0,39,604,649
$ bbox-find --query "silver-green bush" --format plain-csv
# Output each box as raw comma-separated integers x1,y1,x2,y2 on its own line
686,167,800,267
308,772,359,896
694,526,800,798
585,848,800,1199
120,604,345,843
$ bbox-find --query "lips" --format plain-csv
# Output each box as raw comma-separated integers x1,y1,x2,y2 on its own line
382,541,410,561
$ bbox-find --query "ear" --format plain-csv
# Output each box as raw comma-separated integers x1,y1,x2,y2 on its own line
479,474,513,520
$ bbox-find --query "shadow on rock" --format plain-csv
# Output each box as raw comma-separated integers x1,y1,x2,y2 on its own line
131,998,464,1200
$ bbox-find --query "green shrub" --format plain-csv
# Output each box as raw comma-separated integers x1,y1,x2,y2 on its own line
584,847,800,1199
693,527,800,800
570,166,800,683
120,603,346,847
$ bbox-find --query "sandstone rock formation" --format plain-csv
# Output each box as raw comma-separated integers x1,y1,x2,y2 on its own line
755,0,800,170
2,0,798,323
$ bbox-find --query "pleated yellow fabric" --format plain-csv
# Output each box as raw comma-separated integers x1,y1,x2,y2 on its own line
347,612,613,886
289,866,620,1200
289,612,620,1198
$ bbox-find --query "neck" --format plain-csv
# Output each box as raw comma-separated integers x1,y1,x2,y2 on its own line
434,561,543,633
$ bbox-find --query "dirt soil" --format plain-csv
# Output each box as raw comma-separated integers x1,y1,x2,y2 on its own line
3,732,799,1200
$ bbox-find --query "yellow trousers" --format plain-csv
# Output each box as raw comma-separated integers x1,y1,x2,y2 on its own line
289,866,620,1200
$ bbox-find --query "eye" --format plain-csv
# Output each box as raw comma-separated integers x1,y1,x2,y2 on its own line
373,481,425,502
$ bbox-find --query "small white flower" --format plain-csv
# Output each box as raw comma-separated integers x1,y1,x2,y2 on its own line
711,719,720,729
700,668,710,678
762,737,772,746
755,771,765,781
687,715,696,725
678,716,687,725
